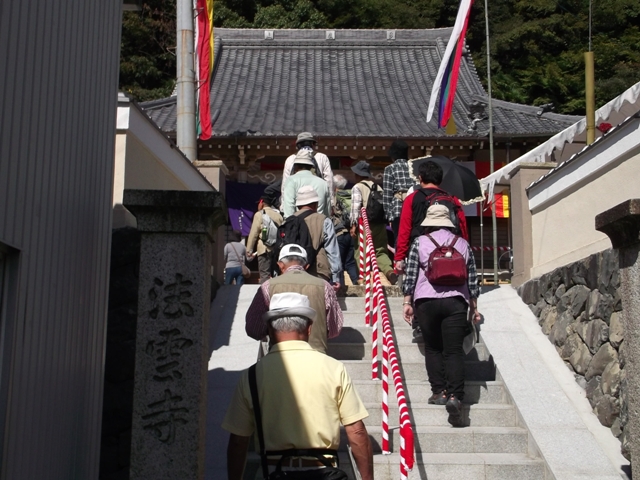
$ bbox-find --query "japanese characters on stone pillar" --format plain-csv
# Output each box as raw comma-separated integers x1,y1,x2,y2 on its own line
596,199,640,469
124,190,224,480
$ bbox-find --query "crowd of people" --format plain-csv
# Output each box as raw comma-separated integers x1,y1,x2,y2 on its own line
221,132,482,478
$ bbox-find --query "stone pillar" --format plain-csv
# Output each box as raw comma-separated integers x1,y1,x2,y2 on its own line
194,160,229,285
510,162,557,287
596,199,640,468
124,190,224,480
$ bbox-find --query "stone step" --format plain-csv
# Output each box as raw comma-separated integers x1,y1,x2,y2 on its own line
362,403,516,428
351,379,507,405
328,339,490,362
339,426,529,454
339,296,403,309
343,359,496,384
340,312,406,328
372,452,545,480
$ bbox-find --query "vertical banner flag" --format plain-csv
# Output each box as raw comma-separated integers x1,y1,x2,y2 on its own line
194,0,214,140
426,0,474,128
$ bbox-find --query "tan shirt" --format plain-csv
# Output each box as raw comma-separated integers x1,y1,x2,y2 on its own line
222,341,368,450
247,207,283,256
268,270,331,353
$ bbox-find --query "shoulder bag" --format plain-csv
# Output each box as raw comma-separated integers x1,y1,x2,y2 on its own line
248,365,348,480
230,242,251,278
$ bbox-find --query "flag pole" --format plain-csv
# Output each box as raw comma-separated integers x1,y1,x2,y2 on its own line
585,0,596,145
177,0,197,162
483,0,499,285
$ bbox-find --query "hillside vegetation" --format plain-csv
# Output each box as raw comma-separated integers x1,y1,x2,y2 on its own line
120,0,640,114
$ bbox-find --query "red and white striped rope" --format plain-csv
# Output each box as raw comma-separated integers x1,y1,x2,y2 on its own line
359,217,372,327
471,246,511,251
358,223,366,280
359,216,378,376
360,209,415,476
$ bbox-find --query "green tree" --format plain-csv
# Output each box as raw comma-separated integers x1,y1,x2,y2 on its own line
120,0,177,101
122,0,640,112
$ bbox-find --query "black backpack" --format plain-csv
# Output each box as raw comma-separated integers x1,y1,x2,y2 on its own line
410,188,462,242
360,181,385,223
272,210,319,274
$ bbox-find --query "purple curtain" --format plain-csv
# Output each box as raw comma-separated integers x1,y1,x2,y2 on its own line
225,181,268,236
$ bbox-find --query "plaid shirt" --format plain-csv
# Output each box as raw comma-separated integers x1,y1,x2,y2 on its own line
402,237,480,299
383,159,416,222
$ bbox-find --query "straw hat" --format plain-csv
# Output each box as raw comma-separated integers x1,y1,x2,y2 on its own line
421,204,454,228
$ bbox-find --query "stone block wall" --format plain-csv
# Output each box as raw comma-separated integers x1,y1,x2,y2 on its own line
517,249,628,458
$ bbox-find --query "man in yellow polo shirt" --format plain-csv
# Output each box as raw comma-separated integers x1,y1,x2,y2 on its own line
222,292,373,480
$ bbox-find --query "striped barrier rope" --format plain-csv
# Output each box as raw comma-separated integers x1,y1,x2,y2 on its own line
360,208,415,477
360,217,372,327
358,217,378,379
471,246,511,251
358,223,366,280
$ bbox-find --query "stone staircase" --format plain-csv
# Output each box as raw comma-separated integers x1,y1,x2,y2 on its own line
331,295,547,480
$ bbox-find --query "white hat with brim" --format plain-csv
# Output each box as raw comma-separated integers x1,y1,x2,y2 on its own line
263,292,317,323
278,243,308,262
295,185,320,206
293,149,315,166
421,204,455,228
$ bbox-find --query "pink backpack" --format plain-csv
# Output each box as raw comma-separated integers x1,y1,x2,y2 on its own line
424,234,468,286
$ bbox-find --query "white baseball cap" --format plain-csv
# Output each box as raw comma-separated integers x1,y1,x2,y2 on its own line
278,244,308,262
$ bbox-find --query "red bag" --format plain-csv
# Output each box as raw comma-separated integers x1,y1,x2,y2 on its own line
425,234,468,286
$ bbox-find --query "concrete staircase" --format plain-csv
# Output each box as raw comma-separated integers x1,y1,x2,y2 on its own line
331,295,546,480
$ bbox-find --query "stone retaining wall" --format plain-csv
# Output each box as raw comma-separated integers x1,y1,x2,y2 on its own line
517,249,628,458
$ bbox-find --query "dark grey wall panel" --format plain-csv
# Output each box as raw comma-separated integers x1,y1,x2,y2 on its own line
0,0,122,478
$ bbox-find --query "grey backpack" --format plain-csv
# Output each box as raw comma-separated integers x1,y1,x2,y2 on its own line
261,211,278,246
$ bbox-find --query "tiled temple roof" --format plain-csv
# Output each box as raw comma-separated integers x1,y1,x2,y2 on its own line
142,28,581,139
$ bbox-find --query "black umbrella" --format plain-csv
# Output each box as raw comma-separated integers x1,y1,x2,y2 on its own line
411,155,482,202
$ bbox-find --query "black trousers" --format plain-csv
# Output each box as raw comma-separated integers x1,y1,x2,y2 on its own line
337,232,359,285
391,218,401,248
415,296,469,400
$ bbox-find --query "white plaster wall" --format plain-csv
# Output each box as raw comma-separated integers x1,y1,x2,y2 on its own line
113,133,128,205
124,134,190,191
531,150,640,277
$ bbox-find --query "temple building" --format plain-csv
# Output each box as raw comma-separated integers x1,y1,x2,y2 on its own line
142,28,582,274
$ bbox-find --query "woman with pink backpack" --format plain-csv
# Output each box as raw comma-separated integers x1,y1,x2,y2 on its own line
401,204,481,426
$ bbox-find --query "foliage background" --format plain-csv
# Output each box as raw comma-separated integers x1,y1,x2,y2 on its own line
119,0,640,114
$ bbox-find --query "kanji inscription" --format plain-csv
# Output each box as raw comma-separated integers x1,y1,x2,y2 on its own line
142,389,189,445
148,273,194,319
146,328,193,381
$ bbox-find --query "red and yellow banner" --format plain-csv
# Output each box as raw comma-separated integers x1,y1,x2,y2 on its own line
480,193,509,218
